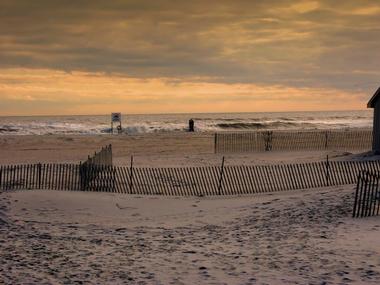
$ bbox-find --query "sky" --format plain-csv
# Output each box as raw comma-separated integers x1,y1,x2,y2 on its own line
0,0,380,115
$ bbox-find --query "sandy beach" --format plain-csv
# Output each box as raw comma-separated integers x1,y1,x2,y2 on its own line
1,186,380,284
0,133,369,167
0,133,379,284
2,0,380,283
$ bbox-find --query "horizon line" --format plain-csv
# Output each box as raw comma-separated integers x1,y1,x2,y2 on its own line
0,108,371,118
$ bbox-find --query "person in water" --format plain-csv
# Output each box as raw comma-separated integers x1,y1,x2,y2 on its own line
189,119,194,132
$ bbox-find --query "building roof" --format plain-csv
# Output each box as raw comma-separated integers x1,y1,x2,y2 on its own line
368,87,380,108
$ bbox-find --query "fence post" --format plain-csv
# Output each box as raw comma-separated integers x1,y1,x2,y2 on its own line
79,161,83,191
218,156,225,195
269,131,273,151
0,167,2,191
264,131,273,151
214,133,217,154
326,155,330,186
352,171,361,217
360,171,370,217
109,144,113,166
129,156,134,194
38,163,42,189
325,131,328,149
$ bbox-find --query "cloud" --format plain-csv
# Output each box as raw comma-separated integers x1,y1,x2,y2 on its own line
0,0,379,114
0,68,367,115
290,1,320,13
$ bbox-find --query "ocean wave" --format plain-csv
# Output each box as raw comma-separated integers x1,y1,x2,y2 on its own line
215,121,307,130
277,117,297,121
0,111,372,135
0,126,18,133
192,117,249,122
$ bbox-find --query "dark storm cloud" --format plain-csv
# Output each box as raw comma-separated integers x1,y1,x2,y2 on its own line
1,0,380,92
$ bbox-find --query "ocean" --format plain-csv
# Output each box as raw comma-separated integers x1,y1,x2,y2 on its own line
0,110,373,135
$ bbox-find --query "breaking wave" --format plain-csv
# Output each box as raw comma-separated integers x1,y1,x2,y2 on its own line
215,121,303,130
0,110,372,135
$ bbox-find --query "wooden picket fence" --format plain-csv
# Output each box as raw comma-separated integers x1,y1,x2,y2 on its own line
214,129,373,153
80,144,113,190
353,171,380,218
1,160,380,196
82,144,112,166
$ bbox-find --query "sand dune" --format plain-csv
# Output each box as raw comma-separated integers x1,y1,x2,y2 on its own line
1,186,380,284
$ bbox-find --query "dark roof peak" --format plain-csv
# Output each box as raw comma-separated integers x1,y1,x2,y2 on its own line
367,87,380,108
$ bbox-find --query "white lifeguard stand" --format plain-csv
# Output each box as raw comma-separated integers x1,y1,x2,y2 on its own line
111,112,122,134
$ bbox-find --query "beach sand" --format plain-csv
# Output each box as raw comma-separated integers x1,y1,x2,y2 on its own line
0,133,370,167
1,187,380,284
0,133,379,284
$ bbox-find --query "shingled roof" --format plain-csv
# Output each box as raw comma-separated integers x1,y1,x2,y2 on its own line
368,87,380,108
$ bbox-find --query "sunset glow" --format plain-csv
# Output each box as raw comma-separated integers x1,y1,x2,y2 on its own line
0,0,379,115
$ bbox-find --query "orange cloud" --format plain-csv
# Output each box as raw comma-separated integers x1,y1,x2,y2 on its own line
0,68,367,116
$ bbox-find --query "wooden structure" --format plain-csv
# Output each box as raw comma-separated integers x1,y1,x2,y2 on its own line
214,129,372,153
82,144,112,166
368,87,380,152
111,113,122,134
2,159,380,196
80,144,113,191
353,171,380,218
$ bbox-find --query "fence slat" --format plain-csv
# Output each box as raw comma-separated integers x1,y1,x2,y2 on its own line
3,160,380,200
215,130,372,153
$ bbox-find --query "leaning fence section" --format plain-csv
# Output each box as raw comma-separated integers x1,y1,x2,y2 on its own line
214,130,373,153
353,171,380,218
82,144,112,166
79,144,113,191
2,160,380,196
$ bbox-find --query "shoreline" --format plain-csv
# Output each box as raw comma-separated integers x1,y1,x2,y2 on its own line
0,126,373,136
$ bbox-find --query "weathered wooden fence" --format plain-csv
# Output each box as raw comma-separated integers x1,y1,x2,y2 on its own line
353,171,380,218
1,160,380,196
80,144,113,191
214,130,372,153
82,144,112,166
